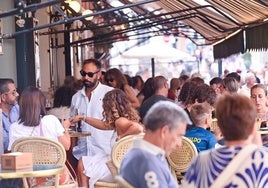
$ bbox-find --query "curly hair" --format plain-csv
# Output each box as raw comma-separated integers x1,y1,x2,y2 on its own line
102,89,140,128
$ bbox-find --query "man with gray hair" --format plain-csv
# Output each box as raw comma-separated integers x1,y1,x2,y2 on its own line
120,101,191,188
0,78,19,152
0,78,21,188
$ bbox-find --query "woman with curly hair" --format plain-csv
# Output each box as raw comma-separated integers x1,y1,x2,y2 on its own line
70,88,143,188
104,68,140,108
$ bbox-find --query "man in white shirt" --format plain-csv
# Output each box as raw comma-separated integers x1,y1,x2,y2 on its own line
70,59,114,185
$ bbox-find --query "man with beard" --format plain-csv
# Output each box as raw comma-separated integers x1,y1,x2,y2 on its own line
0,78,19,153
0,78,21,188
70,59,114,177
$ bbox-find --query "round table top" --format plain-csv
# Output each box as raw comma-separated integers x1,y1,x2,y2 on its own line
69,131,91,138
0,164,64,179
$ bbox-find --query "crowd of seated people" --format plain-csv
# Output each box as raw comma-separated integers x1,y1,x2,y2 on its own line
2,62,268,188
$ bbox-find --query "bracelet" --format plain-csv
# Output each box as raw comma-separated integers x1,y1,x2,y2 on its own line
83,115,86,122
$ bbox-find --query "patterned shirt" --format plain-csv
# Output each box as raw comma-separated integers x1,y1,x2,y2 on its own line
183,145,268,187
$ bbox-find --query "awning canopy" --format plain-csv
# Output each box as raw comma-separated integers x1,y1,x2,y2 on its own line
152,0,268,58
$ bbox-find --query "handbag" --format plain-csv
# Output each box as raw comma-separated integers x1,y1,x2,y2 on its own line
210,144,258,188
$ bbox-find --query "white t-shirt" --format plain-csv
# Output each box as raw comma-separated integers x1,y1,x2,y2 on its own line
8,115,65,150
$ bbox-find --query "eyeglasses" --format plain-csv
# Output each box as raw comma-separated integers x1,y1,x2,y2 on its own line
4,90,18,96
80,70,100,78
106,78,114,83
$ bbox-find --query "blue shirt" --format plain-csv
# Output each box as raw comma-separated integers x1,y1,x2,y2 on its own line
120,138,178,188
185,126,217,152
2,104,19,151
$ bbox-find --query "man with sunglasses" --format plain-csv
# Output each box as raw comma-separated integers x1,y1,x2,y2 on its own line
0,78,19,153
70,59,114,185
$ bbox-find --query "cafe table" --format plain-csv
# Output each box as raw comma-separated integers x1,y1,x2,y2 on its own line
69,130,91,138
0,164,64,188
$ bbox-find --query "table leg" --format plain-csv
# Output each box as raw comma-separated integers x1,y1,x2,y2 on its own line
66,137,78,178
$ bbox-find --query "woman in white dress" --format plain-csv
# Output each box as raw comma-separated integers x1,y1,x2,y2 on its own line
71,89,144,188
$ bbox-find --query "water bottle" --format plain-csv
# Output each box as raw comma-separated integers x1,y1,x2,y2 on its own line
75,108,82,132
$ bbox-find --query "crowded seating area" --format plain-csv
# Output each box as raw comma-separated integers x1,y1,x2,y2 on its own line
1,58,268,187
0,0,268,188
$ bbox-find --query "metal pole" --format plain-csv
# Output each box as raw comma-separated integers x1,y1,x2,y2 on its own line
151,58,155,78
2,0,158,39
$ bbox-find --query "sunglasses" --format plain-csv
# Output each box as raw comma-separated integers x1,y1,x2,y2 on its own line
80,70,100,78
106,78,114,83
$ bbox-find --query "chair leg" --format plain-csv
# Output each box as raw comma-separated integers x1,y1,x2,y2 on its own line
55,174,60,188
170,169,178,184
22,178,29,188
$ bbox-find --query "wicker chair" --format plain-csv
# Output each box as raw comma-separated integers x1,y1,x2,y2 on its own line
11,136,77,188
94,133,144,188
167,136,198,184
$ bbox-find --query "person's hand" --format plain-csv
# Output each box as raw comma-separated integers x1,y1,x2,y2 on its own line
69,115,83,123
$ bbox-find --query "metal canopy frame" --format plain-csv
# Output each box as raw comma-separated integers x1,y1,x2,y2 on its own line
0,0,267,50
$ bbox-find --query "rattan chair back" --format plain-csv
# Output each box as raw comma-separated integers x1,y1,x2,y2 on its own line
11,136,66,165
112,133,144,170
11,137,78,188
167,136,198,173
95,133,144,188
